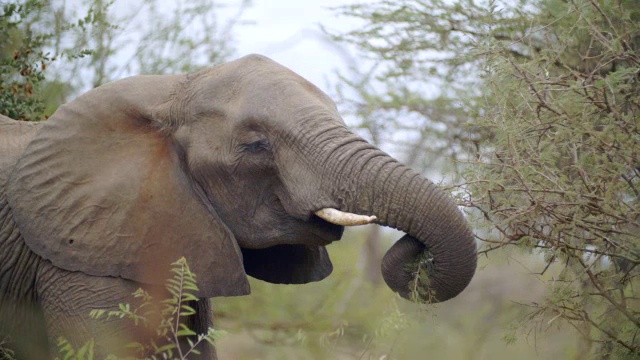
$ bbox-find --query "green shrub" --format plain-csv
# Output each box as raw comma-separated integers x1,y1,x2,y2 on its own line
57,257,225,360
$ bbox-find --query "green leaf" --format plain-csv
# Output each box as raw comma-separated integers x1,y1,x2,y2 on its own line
182,284,199,292
124,342,145,351
177,324,197,337
181,293,198,302
180,305,196,316
89,309,106,319
75,339,94,360
154,343,176,354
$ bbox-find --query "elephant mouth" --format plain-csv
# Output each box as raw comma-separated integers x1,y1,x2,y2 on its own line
307,214,344,245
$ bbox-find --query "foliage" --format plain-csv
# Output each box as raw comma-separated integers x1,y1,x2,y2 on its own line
0,0,96,120
56,257,225,360
0,0,47,120
333,0,639,358
406,248,437,303
327,0,519,172
465,0,640,357
0,337,14,360
55,338,96,360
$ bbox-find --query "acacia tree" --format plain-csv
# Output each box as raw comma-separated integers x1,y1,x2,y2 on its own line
328,0,511,174
332,0,639,358
0,0,93,120
467,1,639,357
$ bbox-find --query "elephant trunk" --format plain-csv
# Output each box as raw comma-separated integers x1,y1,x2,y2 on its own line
318,131,477,302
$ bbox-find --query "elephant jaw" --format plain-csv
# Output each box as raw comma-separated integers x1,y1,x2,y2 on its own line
314,208,377,226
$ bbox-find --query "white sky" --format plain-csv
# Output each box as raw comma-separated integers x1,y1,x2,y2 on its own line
227,0,368,94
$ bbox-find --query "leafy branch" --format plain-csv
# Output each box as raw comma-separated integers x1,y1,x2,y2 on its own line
58,257,224,360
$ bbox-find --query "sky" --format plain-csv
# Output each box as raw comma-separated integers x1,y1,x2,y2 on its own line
225,0,367,94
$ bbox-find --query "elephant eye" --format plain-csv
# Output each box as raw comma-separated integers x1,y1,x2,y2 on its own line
243,139,270,154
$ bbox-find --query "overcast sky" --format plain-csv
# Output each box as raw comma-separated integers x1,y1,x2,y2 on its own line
227,0,367,94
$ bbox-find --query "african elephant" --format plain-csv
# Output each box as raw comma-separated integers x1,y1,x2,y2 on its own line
0,54,477,358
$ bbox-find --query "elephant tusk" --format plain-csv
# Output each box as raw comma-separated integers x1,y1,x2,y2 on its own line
315,208,377,226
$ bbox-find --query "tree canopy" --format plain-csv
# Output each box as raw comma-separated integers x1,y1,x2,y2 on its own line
333,0,639,357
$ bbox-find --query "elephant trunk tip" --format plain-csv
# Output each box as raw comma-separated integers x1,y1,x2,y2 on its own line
381,234,477,303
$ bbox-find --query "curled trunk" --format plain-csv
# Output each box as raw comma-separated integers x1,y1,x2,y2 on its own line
319,131,477,302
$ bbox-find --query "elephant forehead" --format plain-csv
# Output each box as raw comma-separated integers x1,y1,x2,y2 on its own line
186,57,339,120
251,77,337,112
233,90,340,130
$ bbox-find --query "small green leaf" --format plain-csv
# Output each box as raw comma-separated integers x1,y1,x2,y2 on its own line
89,309,106,319
177,324,197,337
180,308,196,316
182,284,199,292
154,343,176,354
75,339,94,359
181,293,198,302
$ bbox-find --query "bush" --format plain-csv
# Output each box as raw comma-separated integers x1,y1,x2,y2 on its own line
57,257,224,360
1,0,53,120
463,0,639,357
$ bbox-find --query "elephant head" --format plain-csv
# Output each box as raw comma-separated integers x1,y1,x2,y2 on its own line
7,54,476,302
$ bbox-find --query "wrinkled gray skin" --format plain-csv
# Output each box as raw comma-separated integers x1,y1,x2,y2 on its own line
0,54,476,358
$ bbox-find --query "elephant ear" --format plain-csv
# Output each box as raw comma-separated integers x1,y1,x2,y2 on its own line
241,245,332,284
7,75,250,298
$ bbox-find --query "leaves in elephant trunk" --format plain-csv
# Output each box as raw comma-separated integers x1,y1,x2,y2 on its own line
405,248,437,304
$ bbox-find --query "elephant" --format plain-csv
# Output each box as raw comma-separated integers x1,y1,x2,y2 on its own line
0,54,477,358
